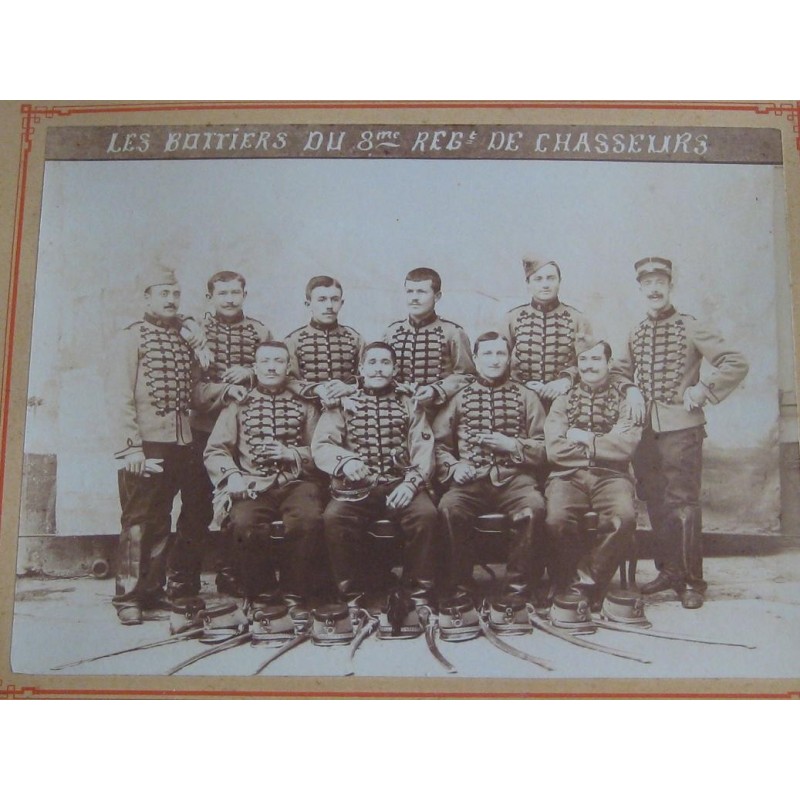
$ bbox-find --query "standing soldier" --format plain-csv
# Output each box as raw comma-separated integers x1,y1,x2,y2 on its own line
613,257,749,609
204,341,325,619
285,275,364,406
505,257,594,408
384,267,475,418
312,342,441,611
544,338,642,608
109,265,210,625
433,331,547,602
192,270,272,596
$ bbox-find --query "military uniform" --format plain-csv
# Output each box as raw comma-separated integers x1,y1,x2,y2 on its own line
110,309,208,618
383,312,475,408
190,311,272,594
204,385,324,605
312,383,440,607
192,311,272,434
505,298,593,395
285,320,364,397
613,264,749,601
544,377,642,605
434,376,547,599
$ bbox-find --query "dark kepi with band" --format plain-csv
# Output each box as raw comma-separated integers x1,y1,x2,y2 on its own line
634,256,672,281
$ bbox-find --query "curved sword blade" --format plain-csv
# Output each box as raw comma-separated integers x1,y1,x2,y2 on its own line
529,613,652,664
167,630,252,675
594,618,756,648
51,627,204,671
253,631,311,675
424,623,458,674
478,617,555,672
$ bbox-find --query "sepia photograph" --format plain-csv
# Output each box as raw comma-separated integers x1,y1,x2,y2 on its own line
1,102,799,697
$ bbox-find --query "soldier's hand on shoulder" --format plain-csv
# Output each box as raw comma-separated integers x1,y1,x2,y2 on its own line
525,380,545,395
452,462,477,485
180,320,207,350
224,384,248,403
222,365,254,385
541,377,571,399
122,451,147,476
386,482,414,510
322,380,353,400
413,385,437,406
625,386,646,424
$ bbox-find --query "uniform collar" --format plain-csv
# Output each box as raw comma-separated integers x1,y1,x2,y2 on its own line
254,381,288,395
213,311,245,325
476,373,510,388
407,311,438,329
530,297,561,313
647,304,677,322
144,312,182,330
309,318,339,331
361,382,396,397
578,377,612,394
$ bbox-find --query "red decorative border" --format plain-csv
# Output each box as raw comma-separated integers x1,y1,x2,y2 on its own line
2,100,799,700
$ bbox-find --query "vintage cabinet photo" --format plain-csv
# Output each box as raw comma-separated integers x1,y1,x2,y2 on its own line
1,102,798,698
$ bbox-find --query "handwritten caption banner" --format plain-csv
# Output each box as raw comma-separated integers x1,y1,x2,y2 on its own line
45,124,783,164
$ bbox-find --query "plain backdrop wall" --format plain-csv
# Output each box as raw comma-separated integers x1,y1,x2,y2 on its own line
22,157,788,535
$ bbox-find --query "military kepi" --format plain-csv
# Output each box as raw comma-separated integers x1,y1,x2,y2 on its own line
522,257,559,279
634,256,672,281
140,264,178,294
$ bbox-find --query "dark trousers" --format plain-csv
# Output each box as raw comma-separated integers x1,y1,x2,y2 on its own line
114,441,212,608
633,425,707,592
438,473,545,598
322,483,440,603
545,469,635,602
228,480,325,601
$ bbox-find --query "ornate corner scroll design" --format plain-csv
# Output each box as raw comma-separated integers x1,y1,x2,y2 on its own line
754,101,800,152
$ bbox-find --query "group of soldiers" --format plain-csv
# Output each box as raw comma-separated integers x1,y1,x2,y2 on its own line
109,256,749,632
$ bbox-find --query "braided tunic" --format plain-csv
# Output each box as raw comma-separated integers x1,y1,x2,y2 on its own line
204,313,270,382
433,377,547,486
110,313,199,456
204,385,320,492
505,300,593,385
545,380,641,478
566,383,622,435
192,312,272,433
285,321,364,395
383,313,475,402
612,306,749,432
312,386,434,492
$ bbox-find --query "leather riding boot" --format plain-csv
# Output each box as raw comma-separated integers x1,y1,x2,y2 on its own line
678,505,706,607
236,523,279,601
502,509,540,599
574,514,634,606
641,510,686,595
405,578,435,610
336,579,365,612
442,507,477,598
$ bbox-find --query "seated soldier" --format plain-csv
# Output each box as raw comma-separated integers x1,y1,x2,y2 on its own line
544,337,643,608
311,341,440,611
203,341,326,621
433,331,548,603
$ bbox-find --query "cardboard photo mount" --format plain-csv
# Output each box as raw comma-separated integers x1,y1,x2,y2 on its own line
0,100,798,699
